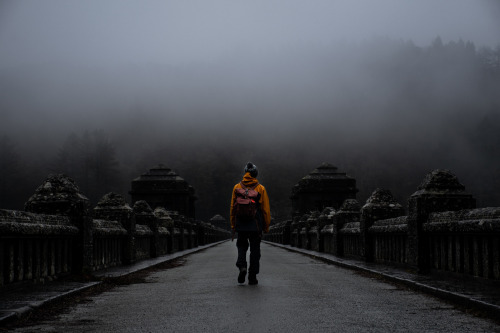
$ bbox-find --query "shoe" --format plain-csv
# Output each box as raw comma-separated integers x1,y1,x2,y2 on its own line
238,267,247,284
248,274,258,285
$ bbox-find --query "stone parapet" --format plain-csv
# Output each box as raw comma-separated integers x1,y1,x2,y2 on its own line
0,209,79,286
0,210,78,236
265,169,500,281
0,173,230,290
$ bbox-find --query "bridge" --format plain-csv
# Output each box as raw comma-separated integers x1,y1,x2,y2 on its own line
2,241,499,332
1,164,500,331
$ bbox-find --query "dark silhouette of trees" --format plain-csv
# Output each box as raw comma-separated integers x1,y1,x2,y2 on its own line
52,130,121,204
0,136,22,208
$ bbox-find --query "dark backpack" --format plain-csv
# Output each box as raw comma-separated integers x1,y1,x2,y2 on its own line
233,182,260,220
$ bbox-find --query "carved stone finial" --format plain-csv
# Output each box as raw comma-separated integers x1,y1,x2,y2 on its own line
416,169,465,193
365,189,401,207
339,199,361,212
25,174,89,216
95,193,131,210
133,200,154,215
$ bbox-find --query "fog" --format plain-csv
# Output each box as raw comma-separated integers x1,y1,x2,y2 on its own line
1,1,499,66
1,1,500,220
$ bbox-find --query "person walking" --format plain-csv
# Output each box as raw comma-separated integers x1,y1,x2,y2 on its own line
230,162,271,285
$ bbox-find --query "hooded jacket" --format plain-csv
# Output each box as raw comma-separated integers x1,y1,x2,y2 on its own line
230,172,271,232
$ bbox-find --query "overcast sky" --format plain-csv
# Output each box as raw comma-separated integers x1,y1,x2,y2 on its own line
0,0,499,157
0,0,499,69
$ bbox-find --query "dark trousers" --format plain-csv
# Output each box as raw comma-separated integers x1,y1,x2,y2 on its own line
236,231,261,275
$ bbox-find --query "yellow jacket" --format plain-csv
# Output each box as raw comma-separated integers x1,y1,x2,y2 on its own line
230,172,271,232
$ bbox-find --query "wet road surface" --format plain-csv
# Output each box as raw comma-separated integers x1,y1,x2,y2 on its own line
13,241,500,332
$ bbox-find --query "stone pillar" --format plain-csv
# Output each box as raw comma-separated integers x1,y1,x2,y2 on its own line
307,211,321,251
361,189,404,262
298,213,310,249
133,200,158,258
197,222,206,246
25,174,93,273
333,199,361,256
209,214,229,231
154,207,174,253
129,165,197,219
317,208,334,252
291,163,358,215
407,169,475,272
190,219,199,248
282,220,292,245
183,220,190,248
94,193,136,265
290,216,300,247
183,217,193,249
169,211,183,251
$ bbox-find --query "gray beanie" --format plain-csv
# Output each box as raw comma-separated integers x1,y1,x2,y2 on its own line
244,162,258,177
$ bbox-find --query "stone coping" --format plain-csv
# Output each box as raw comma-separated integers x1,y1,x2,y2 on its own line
339,222,360,234
369,216,408,234
93,219,127,236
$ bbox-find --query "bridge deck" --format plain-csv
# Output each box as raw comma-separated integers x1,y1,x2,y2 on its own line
2,241,500,332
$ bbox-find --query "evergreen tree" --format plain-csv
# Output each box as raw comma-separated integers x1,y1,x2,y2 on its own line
52,130,120,204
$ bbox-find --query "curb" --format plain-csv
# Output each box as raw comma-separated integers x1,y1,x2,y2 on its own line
94,240,228,278
263,241,500,320
0,240,228,326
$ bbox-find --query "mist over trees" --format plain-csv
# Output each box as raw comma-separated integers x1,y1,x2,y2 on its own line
1,37,500,221
51,130,121,203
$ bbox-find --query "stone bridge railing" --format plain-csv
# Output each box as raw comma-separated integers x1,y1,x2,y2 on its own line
265,169,500,281
0,175,230,288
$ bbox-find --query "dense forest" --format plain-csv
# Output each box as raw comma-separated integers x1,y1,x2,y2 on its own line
1,37,500,222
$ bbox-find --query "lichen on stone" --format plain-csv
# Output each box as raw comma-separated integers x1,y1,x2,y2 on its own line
417,169,465,192
95,192,131,210
364,188,401,208
24,174,89,215
133,200,153,215
339,199,361,212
